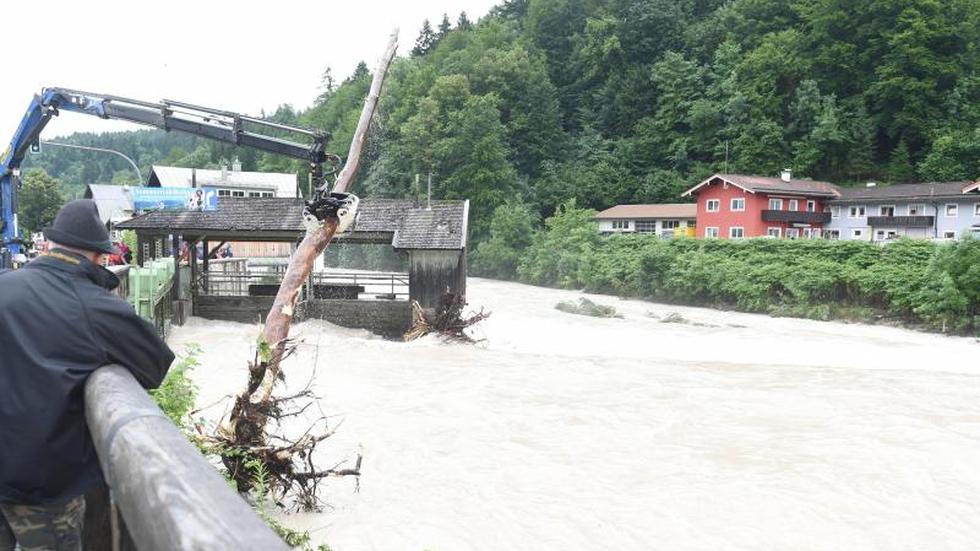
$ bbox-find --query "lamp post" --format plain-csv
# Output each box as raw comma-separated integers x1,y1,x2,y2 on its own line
38,141,143,184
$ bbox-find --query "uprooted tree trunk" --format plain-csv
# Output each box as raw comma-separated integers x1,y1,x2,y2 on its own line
214,31,398,509
404,293,491,343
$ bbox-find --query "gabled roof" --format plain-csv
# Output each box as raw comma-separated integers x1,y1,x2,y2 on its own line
84,184,134,223
117,197,468,250
147,166,298,198
683,173,840,198
595,203,697,219
834,181,976,202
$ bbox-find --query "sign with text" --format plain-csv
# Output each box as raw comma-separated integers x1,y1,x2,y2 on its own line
133,187,218,212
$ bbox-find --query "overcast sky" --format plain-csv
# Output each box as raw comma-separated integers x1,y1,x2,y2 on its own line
1,0,500,144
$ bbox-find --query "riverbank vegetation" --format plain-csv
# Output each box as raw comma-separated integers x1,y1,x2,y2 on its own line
479,201,980,335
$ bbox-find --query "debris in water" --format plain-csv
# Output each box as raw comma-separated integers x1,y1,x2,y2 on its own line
555,298,622,319
404,293,491,343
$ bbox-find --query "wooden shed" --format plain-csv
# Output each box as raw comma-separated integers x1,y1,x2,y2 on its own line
116,197,468,334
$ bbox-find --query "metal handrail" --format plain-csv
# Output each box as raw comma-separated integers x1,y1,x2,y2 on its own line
84,365,288,551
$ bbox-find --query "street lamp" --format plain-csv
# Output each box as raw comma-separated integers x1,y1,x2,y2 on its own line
38,141,143,184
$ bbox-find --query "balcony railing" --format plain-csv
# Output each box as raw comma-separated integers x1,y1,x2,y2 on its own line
761,210,832,224
867,215,935,228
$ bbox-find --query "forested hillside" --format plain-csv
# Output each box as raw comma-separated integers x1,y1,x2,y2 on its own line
24,0,980,244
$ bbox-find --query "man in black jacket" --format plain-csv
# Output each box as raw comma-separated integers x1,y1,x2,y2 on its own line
0,200,174,550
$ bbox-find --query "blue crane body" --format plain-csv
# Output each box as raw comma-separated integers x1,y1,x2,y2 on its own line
1,88,341,269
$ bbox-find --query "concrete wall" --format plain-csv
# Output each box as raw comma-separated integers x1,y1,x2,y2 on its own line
195,295,276,325
299,299,412,338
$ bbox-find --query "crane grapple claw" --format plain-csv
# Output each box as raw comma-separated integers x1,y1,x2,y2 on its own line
303,191,359,233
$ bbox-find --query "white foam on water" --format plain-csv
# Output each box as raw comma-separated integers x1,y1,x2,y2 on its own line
168,277,980,551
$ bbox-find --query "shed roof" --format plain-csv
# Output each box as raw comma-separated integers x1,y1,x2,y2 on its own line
834,181,977,202
595,203,696,219
117,197,468,250
683,173,840,198
148,166,298,197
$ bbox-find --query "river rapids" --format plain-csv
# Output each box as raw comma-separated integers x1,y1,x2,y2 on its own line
168,277,980,551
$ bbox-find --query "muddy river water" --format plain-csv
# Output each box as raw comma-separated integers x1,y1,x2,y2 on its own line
168,277,980,551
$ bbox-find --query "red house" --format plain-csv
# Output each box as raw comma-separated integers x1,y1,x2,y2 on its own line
682,171,839,239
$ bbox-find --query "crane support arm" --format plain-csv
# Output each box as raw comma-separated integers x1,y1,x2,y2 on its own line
1,87,337,269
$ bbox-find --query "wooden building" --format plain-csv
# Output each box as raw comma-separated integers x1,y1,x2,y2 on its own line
116,197,469,335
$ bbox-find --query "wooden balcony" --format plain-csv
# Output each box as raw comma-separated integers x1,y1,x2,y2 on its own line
761,210,832,224
866,215,935,228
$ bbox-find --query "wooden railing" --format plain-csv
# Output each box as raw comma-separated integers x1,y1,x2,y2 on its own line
84,365,289,551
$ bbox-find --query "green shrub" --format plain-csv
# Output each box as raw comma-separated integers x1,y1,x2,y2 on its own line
483,204,979,334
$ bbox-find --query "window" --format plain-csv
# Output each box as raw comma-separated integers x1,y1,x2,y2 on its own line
908,204,925,216
807,200,816,212
769,198,783,210
705,227,719,238
217,189,231,197
974,202,980,216
879,205,895,217
831,206,840,219
611,220,630,230
852,229,864,239
786,228,799,239
824,230,841,240
729,227,744,239
662,220,679,229
849,206,866,218
730,198,745,211
803,228,819,239
945,204,958,217
767,227,781,238
232,190,245,197
635,221,657,233
248,192,262,198
706,199,720,212
788,199,798,211
261,192,274,198
944,231,956,239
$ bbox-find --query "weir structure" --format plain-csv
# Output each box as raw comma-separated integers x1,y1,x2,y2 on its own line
116,196,469,337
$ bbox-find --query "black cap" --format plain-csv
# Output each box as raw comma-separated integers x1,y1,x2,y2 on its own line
43,199,118,254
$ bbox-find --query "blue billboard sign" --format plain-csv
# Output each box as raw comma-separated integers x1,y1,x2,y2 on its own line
133,187,218,212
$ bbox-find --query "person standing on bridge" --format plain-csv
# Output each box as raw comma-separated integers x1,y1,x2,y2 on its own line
0,199,174,551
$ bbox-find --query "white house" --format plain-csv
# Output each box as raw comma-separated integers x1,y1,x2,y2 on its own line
146,160,298,198
596,203,697,238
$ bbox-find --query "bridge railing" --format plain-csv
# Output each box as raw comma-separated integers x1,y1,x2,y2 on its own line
84,364,289,551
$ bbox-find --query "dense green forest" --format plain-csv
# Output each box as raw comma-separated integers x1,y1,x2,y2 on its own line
24,0,980,239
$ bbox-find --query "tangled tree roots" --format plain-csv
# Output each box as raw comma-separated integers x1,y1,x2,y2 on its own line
214,345,361,511
404,293,491,342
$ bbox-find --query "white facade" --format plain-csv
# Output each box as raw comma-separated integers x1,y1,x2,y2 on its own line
597,218,696,238
824,198,980,241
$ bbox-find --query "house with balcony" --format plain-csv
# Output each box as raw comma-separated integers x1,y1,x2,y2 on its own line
681,171,837,239
595,204,697,237
824,181,980,241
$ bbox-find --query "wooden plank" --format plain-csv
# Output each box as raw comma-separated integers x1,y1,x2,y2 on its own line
85,365,288,551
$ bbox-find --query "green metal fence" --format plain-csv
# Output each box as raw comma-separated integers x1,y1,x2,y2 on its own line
127,259,175,337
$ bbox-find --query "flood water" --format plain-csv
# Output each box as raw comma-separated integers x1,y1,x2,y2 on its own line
168,277,980,551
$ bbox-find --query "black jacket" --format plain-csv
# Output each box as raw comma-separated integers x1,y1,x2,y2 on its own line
0,250,174,505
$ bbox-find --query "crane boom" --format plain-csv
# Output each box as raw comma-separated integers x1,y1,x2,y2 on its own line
1,87,338,269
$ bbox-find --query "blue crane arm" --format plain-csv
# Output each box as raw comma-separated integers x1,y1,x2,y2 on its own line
1,88,338,269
